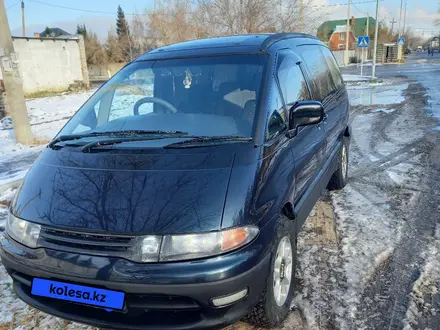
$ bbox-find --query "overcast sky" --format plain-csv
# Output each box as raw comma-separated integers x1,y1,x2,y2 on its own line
5,0,440,40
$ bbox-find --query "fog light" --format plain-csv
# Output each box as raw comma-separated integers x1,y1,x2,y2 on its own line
211,288,248,307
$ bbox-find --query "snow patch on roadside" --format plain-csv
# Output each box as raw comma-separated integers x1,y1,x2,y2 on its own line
0,90,96,164
331,185,403,322
403,224,440,329
0,188,16,232
343,74,371,82
373,108,396,114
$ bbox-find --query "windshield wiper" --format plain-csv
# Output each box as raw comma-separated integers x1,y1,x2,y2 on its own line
163,136,253,149
48,130,188,149
81,136,171,152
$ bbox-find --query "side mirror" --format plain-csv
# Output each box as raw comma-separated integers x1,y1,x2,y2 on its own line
289,101,324,132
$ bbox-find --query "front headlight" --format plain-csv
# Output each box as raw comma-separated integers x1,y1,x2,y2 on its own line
159,226,259,262
132,226,258,263
6,213,41,248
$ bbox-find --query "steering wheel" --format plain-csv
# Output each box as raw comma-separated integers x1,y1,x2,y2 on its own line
133,97,178,115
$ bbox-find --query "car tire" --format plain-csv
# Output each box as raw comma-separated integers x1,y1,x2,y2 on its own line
243,217,297,328
328,138,349,190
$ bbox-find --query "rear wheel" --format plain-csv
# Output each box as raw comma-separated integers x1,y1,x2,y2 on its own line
244,218,297,328
328,138,349,190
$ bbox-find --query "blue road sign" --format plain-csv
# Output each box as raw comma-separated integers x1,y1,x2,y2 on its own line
357,36,370,48
398,37,405,46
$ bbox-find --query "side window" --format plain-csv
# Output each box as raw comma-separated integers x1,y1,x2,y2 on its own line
320,47,343,90
298,45,336,101
266,86,287,140
276,51,311,108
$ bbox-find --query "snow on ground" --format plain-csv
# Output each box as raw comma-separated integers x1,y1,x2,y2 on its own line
290,76,428,329
342,74,371,82
0,90,97,188
403,224,440,329
0,188,16,231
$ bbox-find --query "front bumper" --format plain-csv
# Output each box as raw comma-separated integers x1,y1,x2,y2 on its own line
0,233,270,330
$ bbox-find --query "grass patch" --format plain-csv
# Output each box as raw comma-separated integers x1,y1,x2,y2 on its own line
25,90,68,99
32,138,50,145
370,79,383,84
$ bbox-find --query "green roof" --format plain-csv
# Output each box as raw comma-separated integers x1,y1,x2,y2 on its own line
317,17,376,41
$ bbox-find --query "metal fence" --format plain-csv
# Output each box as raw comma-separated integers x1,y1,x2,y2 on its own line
0,85,5,119
332,49,373,67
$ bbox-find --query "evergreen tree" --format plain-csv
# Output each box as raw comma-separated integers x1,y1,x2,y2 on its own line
42,26,52,37
116,5,130,37
76,24,88,38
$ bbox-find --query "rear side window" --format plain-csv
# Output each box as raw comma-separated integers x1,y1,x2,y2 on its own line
276,50,311,108
320,47,343,90
297,45,336,101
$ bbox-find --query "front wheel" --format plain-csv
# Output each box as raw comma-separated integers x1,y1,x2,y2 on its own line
244,218,297,328
328,138,349,190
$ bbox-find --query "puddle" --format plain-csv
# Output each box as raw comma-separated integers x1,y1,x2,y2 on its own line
348,84,407,106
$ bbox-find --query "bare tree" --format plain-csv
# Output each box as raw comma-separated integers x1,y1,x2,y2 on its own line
195,0,324,36
106,31,125,63
131,10,155,54
85,32,108,65
196,0,276,35
103,0,327,62
147,0,205,46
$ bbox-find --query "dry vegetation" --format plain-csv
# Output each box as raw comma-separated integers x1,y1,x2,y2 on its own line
82,0,325,65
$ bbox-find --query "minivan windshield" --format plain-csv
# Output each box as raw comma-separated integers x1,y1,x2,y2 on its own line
59,54,267,140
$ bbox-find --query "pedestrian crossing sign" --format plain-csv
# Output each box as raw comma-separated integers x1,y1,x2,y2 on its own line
357,36,370,48
398,38,405,46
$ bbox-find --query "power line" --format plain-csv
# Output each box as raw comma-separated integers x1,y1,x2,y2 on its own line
28,0,379,15
351,0,367,15
6,0,21,10
308,0,380,9
28,0,136,15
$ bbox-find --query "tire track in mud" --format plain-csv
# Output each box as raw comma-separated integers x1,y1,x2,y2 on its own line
349,140,425,180
353,82,440,329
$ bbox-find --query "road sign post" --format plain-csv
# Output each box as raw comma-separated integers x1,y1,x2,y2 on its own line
358,36,370,48
357,36,370,76
372,0,380,80
398,38,405,62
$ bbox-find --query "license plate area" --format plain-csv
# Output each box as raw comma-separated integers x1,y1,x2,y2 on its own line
31,278,125,310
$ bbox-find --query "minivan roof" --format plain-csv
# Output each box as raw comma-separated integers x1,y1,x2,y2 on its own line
136,33,319,61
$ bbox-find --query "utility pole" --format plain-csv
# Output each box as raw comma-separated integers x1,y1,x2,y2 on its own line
397,0,403,40
0,0,33,145
21,1,25,37
390,18,397,37
366,13,370,36
402,1,407,37
372,0,380,80
240,0,243,34
344,0,351,66
299,0,304,33
365,13,369,63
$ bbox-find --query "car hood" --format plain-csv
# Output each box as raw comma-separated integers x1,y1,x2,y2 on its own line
10,148,236,235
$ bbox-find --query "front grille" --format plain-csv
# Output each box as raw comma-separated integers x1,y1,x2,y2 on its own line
38,227,136,257
12,272,204,327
